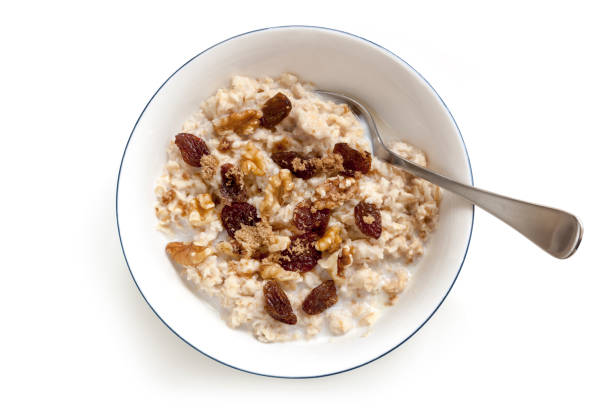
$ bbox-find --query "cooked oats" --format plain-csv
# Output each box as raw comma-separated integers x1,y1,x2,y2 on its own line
154,73,441,342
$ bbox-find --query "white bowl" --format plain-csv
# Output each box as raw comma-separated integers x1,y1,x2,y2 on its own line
116,26,474,378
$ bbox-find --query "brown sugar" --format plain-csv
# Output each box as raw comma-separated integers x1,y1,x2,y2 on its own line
200,154,219,181
363,215,375,224
312,176,359,211
234,221,276,259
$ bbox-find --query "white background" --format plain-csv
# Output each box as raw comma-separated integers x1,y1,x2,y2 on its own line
1,1,610,406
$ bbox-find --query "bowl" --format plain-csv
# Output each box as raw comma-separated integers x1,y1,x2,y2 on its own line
116,26,474,378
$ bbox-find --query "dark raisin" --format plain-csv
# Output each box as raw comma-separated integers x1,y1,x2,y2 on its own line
271,151,316,179
278,232,322,272
302,280,338,315
221,202,260,238
293,201,330,236
333,143,371,176
260,92,292,129
263,280,297,325
354,201,382,239
175,133,210,167
219,163,245,200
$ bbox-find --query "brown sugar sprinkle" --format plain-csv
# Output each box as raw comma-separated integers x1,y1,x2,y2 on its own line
274,151,344,180
277,232,321,272
363,215,375,224
160,189,176,205
317,153,345,174
213,109,262,136
219,163,246,201
234,221,275,259
217,136,233,153
312,176,359,211
200,154,219,181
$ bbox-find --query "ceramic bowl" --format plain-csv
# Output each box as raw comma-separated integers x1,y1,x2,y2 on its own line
116,26,473,378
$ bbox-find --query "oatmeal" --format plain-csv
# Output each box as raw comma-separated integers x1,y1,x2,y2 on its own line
154,74,441,342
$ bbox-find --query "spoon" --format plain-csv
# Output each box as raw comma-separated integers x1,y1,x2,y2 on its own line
315,90,583,259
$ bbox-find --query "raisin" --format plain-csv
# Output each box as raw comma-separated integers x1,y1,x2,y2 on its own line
302,280,338,315
271,151,316,179
221,202,260,238
278,232,322,272
219,163,245,200
293,201,330,236
333,143,371,176
354,201,382,239
263,280,297,325
175,133,210,167
260,92,292,129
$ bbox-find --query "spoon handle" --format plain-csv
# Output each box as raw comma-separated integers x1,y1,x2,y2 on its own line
384,151,583,259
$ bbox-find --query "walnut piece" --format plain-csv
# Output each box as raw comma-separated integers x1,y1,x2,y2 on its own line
217,136,233,153
188,193,215,227
315,225,343,252
259,263,301,282
260,169,294,216
216,241,240,258
213,109,262,136
312,176,358,211
240,142,266,176
166,242,213,266
337,245,353,278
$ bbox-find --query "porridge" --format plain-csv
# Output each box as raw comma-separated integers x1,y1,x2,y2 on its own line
154,74,441,342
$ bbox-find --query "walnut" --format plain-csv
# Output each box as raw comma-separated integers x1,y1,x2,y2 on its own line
200,155,219,181
260,169,294,216
268,234,290,252
213,109,262,136
217,136,233,153
166,242,213,266
240,142,266,176
188,193,215,227
312,176,358,211
337,245,353,278
318,250,344,286
216,241,239,258
259,263,301,284
315,225,343,252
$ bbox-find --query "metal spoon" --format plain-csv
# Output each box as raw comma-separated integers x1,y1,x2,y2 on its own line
315,90,583,259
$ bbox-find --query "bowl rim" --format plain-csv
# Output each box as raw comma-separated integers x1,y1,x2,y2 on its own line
115,25,474,379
